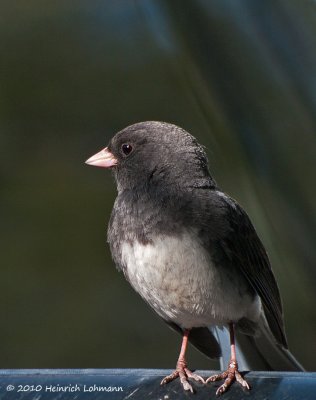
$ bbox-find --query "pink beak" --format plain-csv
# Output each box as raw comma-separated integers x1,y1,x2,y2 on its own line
85,147,118,168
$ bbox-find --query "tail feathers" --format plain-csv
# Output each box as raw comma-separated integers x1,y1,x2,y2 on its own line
212,325,305,372
165,318,304,371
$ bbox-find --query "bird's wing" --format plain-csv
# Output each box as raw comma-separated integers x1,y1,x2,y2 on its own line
212,193,287,348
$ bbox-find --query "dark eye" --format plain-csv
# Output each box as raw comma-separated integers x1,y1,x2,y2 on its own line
121,144,133,155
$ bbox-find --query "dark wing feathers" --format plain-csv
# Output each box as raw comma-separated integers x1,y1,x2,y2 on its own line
220,196,288,348
165,321,221,359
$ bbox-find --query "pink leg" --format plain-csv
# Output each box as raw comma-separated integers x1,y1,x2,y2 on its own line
161,329,205,392
206,323,250,396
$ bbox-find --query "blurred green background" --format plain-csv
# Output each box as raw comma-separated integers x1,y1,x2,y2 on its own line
1,0,315,371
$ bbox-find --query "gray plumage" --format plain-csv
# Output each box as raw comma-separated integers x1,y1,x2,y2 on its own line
102,121,303,371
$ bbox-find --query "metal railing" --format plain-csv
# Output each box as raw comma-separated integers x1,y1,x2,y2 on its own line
0,369,315,399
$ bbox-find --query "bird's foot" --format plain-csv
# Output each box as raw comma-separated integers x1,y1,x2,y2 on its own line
161,358,205,392
206,360,250,396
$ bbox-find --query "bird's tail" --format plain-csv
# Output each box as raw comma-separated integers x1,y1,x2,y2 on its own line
212,321,305,372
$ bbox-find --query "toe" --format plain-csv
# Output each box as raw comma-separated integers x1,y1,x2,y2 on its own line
208,368,250,395
182,380,194,392
160,371,179,386
216,384,228,396
185,369,205,384
235,371,250,390
179,370,194,392
206,372,227,384
206,375,218,384
161,367,202,392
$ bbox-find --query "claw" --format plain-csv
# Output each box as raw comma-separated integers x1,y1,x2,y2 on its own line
161,329,205,392
206,361,250,395
161,363,205,392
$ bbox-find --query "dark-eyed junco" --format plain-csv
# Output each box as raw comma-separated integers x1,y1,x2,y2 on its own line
86,121,304,395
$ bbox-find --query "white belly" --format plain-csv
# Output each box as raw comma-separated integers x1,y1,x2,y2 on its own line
120,231,260,329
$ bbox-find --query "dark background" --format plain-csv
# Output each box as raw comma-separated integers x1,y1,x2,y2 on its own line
1,0,315,371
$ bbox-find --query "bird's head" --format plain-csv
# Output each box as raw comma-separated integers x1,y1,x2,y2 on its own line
86,121,216,192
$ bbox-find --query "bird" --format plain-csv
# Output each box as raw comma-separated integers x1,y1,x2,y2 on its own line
85,121,304,395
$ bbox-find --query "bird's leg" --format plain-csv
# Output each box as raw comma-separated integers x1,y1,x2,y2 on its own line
206,323,250,396
161,329,205,392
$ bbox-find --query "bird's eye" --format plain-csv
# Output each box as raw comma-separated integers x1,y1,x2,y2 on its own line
121,144,133,155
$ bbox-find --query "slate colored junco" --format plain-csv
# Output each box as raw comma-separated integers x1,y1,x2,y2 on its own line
86,121,304,395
